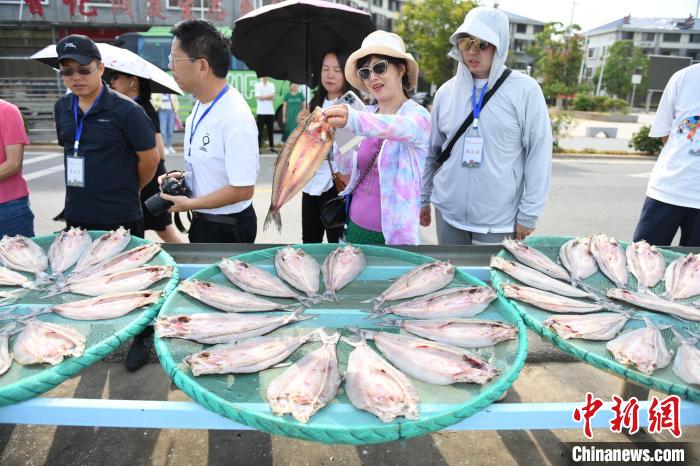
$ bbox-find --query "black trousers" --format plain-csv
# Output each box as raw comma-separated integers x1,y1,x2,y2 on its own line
188,205,257,243
302,186,343,244
633,196,700,246
256,114,275,148
66,218,145,239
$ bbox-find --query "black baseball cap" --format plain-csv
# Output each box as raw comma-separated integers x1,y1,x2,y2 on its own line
56,35,101,65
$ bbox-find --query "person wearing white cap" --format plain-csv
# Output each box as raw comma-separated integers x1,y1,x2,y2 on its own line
420,7,552,245
323,31,431,245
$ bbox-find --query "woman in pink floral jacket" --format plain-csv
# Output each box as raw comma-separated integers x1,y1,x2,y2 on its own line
324,31,430,245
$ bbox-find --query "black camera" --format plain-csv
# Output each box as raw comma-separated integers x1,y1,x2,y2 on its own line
144,175,191,216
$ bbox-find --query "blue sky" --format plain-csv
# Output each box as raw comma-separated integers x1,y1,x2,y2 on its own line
493,0,698,31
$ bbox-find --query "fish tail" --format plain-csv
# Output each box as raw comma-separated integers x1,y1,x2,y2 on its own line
378,318,400,327
263,209,282,233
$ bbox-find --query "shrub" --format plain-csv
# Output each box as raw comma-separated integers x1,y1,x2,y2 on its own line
629,125,664,155
572,93,629,113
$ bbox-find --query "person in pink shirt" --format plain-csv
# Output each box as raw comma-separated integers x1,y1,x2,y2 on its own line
0,99,34,237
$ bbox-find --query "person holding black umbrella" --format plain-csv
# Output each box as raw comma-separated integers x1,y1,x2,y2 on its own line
323,31,430,245
108,71,184,244
296,48,356,244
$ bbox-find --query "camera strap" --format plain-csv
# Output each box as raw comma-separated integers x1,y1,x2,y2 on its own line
174,212,190,234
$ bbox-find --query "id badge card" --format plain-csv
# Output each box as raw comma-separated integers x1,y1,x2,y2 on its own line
462,136,484,168
66,156,85,188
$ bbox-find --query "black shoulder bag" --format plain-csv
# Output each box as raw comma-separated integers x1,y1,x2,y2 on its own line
435,69,512,166
320,139,384,230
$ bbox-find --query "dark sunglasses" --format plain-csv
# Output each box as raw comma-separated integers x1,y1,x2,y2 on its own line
457,36,491,52
59,66,98,76
357,60,389,80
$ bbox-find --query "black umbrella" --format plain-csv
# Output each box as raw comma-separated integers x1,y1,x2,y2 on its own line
232,0,375,88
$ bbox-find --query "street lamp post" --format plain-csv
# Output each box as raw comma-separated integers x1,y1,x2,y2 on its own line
595,49,608,96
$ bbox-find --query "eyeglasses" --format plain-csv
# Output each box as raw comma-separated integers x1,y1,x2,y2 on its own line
457,36,491,52
357,60,389,80
168,54,202,65
59,65,98,76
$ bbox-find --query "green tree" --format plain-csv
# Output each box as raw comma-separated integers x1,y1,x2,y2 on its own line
395,0,478,87
594,40,649,100
527,22,584,101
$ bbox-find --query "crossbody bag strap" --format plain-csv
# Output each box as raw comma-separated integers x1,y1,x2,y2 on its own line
354,139,384,188
435,68,512,166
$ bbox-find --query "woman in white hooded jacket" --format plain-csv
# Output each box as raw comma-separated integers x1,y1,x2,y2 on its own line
420,7,552,245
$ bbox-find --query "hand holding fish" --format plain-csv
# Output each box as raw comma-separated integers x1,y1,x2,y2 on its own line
515,223,535,240
323,104,349,128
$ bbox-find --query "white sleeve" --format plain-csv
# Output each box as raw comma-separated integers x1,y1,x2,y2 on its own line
254,83,262,99
224,116,259,187
649,71,679,137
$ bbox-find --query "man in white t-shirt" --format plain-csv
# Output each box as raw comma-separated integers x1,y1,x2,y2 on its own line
255,76,276,151
162,19,259,244
633,63,700,246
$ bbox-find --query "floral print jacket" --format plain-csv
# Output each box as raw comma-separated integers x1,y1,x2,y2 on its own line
335,99,431,245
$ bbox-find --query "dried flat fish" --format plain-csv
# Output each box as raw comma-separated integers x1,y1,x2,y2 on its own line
664,254,700,300
48,227,92,276
0,266,32,288
274,246,322,299
607,288,700,321
12,319,85,365
179,280,289,312
543,312,629,340
186,330,321,376
73,227,131,274
626,240,666,292
372,286,497,319
365,261,456,310
0,323,21,375
501,284,604,313
606,318,672,375
671,329,700,385
219,258,299,300
155,309,313,344
559,237,598,283
502,238,570,281
491,256,592,298
64,266,173,296
359,330,499,385
264,108,336,232
51,290,162,320
67,243,161,284
590,234,628,288
322,245,366,301
0,235,48,279
266,331,341,423
343,335,419,422
384,318,517,348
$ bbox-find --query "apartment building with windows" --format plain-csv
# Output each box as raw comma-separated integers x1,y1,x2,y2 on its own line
581,15,700,81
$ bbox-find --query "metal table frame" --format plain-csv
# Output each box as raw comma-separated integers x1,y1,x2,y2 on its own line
1,245,699,433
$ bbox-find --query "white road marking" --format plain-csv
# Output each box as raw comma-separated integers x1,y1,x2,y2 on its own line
553,158,656,165
627,172,652,178
23,153,62,165
24,165,64,181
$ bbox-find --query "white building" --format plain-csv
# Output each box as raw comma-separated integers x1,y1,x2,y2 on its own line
341,0,404,31
502,11,545,70
582,15,700,82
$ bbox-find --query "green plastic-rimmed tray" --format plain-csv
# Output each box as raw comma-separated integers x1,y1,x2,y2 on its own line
0,231,179,406
490,235,700,402
155,244,528,445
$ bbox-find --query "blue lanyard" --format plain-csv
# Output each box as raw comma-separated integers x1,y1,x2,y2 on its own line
188,85,229,154
471,82,488,129
72,84,105,156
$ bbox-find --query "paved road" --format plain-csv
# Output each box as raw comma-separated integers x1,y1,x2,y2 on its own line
23,148,657,244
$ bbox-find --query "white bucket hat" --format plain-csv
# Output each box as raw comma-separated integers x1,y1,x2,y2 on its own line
345,30,419,93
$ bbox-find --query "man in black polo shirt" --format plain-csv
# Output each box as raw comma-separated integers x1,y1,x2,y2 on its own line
53,35,159,238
